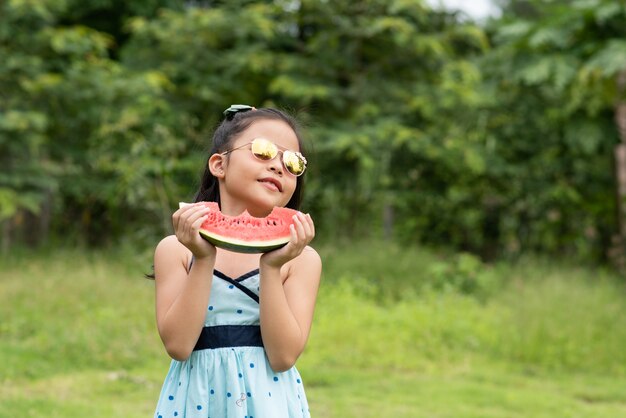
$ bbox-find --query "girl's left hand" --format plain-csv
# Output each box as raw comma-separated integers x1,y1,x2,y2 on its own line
260,212,315,269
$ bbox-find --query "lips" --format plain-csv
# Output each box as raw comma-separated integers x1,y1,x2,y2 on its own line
258,177,283,192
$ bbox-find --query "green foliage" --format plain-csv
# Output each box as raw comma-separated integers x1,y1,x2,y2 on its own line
1,0,191,245
471,0,626,260
2,0,625,264
428,252,498,297
318,240,500,300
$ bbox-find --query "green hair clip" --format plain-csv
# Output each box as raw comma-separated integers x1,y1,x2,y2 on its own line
223,104,254,120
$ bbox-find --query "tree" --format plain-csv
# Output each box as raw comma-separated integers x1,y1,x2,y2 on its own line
479,0,626,261
1,1,180,248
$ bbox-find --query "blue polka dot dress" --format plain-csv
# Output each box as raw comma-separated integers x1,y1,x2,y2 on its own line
154,269,311,418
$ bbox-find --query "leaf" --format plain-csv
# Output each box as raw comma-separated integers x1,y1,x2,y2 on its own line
593,2,624,24
0,188,42,220
517,56,553,85
494,21,533,44
0,110,48,132
0,188,18,219
45,26,113,58
584,40,626,77
268,75,332,102
564,120,604,155
528,27,569,49
514,55,578,90
452,25,490,52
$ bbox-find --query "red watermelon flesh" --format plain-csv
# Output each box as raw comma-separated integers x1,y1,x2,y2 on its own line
178,202,297,253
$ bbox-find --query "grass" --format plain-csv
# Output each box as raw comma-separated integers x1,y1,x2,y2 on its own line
1,242,626,417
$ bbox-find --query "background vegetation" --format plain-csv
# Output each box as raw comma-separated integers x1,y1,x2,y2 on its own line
2,246,626,417
3,0,626,263
3,0,626,417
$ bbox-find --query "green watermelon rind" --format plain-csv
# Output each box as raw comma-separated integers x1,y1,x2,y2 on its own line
199,229,289,253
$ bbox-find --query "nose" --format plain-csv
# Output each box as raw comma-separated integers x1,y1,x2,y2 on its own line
267,155,284,175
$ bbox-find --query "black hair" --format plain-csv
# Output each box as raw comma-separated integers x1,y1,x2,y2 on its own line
194,107,306,210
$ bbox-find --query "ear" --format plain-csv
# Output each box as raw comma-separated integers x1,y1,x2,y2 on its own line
208,153,226,178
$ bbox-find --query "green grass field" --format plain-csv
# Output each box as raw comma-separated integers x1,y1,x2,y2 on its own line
2,242,626,417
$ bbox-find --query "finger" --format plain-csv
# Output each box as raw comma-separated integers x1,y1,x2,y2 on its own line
188,206,211,225
191,213,209,232
306,213,315,235
172,212,180,232
296,212,314,244
298,213,313,239
292,214,307,241
181,206,210,234
180,219,207,247
286,224,300,250
173,204,195,233
173,202,196,219
173,205,194,229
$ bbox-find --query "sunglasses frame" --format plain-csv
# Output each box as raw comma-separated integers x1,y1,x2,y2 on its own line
221,138,307,177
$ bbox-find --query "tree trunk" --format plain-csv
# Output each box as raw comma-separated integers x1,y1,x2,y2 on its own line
609,70,626,271
39,188,53,246
382,201,394,241
155,175,173,236
1,219,12,254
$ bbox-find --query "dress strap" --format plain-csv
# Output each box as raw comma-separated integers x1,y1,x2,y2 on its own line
188,256,260,304
214,270,260,303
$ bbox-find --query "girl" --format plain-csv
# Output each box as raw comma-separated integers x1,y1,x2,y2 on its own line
152,105,321,418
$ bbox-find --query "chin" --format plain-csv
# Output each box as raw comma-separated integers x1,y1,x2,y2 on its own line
256,202,288,216
255,193,291,211
246,200,284,217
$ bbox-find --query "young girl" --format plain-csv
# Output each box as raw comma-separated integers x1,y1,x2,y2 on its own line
152,105,321,418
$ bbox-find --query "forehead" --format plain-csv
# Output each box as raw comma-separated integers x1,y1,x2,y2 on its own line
233,119,300,151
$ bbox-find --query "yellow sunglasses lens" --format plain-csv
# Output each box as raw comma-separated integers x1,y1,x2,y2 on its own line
251,138,278,160
283,152,306,176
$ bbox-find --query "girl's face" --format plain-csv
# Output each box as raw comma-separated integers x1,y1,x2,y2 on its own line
214,119,301,217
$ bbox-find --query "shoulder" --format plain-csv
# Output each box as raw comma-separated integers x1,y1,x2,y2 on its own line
154,235,192,275
286,245,322,280
155,234,186,256
301,245,322,267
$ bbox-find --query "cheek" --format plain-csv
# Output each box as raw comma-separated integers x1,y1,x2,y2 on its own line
285,177,298,195
229,154,256,174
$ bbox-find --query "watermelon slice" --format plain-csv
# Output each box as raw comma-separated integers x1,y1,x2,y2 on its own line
178,202,297,253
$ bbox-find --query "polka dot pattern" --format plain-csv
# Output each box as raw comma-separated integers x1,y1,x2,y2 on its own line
153,269,310,417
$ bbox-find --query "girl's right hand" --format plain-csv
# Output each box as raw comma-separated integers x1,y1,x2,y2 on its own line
172,203,216,259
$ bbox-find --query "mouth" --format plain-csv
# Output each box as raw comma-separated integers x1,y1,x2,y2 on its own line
258,178,283,192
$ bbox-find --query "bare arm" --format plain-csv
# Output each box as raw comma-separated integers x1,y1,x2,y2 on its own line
259,213,322,371
154,204,216,361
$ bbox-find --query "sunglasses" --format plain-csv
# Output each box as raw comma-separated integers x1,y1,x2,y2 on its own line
221,138,307,177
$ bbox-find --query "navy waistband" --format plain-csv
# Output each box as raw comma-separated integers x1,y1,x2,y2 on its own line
193,325,264,351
